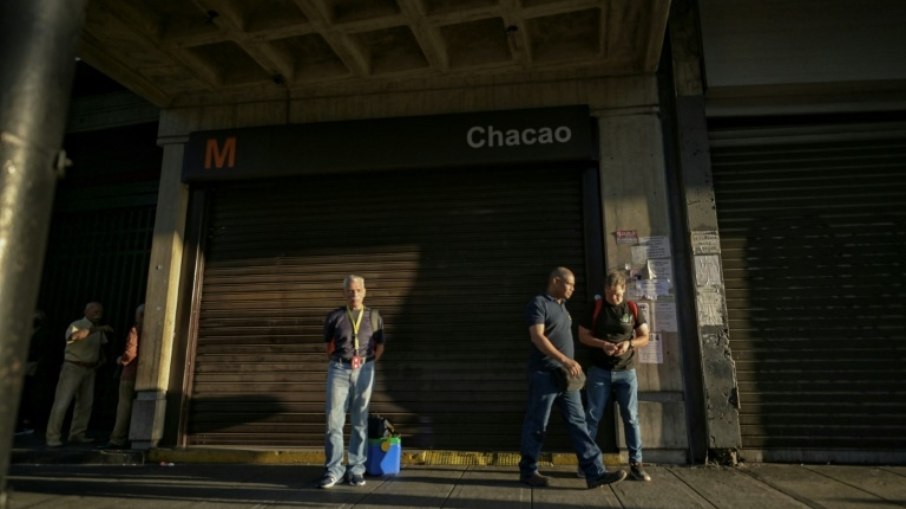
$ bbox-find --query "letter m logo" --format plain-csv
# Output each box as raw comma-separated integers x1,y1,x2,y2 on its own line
204,136,236,169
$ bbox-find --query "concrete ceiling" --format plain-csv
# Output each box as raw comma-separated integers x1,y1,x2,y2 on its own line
78,0,671,107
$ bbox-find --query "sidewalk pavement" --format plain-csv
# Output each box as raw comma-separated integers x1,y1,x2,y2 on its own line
7,433,906,508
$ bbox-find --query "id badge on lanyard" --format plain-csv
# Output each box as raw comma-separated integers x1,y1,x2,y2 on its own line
347,307,364,369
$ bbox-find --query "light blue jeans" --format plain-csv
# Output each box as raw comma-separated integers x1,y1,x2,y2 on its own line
324,359,375,478
519,369,607,481
585,366,643,464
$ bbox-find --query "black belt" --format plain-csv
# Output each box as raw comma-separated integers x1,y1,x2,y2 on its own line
336,356,374,364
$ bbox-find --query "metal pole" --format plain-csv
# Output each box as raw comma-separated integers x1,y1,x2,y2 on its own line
0,2,89,507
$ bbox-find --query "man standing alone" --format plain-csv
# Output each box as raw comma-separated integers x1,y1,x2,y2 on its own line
319,275,385,489
519,267,627,489
46,301,112,447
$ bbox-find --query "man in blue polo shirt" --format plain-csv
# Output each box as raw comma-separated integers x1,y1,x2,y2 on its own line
319,274,385,489
519,267,627,489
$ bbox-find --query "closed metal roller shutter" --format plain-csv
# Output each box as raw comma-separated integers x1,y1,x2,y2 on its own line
185,166,597,450
710,116,906,456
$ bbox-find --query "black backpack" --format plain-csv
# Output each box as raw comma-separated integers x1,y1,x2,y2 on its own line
368,413,395,439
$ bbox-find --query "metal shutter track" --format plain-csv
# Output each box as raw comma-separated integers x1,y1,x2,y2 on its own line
710,120,906,453
187,167,590,450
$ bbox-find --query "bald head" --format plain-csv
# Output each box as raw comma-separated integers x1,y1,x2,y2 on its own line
546,267,576,302
84,302,104,324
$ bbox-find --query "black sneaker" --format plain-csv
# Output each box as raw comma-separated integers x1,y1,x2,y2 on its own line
630,463,652,482
519,471,550,487
319,473,339,489
348,473,366,487
587,469,628,489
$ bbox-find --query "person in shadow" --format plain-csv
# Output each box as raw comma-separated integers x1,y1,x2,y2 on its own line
101,303,143,449
45,302,112,447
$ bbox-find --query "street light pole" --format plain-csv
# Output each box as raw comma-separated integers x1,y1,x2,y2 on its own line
0,2,89,508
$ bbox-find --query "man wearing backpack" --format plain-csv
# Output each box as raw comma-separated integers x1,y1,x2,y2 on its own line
578,269,652,482
319,274,385,489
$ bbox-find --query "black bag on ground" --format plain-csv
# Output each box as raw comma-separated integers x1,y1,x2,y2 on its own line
368,414,395,439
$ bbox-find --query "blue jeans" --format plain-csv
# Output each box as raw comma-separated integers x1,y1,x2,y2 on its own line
325,359,375,478
519,369,607,481
585,366,643,464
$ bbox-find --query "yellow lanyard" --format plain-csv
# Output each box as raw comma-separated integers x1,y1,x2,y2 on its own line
346,307,364,352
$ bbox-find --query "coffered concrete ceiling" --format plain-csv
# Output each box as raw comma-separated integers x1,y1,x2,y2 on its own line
78,0,671,107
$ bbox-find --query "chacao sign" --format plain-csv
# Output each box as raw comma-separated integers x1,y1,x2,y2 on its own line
183,106,595,182
466,125,573,148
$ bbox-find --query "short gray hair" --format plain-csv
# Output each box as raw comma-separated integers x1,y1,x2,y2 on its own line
343,274,365,288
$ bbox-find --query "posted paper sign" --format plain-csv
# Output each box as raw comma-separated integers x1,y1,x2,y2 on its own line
695,255,723,287
647,259,673,281
638,236,671,259
615,230,638,245
696,288,724,326
691,231,721,255
653,302,678,332
638,333,663,364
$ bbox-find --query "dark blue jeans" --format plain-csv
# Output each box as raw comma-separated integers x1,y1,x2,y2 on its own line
519,369,607,481
585,366,643,464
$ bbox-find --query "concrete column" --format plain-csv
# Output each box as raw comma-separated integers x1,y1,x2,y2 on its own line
129,135,189,449
594,105,689,464
669,0,742,464
0,2,87,506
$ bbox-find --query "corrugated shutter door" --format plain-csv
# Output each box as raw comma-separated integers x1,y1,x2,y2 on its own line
710,118,906,455
186,166,593,450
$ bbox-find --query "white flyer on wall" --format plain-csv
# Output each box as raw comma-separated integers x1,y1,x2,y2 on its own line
695,255,723,287
696,287,725,326
646,259,673,281
638,235,671,259
638,332,663,364
691,231,721,255
653,302,677,332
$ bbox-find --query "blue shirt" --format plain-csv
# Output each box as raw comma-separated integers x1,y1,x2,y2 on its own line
525,294,574,371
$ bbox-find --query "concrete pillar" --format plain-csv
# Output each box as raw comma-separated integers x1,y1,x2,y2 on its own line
129,135,189,449
594,105,689,464
0,2,87,506
668,0,742,464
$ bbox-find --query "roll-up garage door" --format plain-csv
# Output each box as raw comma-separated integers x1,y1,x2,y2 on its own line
710,116,906,459
185,165,597,450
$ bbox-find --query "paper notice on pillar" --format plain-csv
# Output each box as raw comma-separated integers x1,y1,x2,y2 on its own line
695,255,723,287
638,333,663,364
630,236,670,265
638,236,671,258
615,230,638,245
653,302,678,332
691,231,721,255
630,245,648,265
636,280,659,300
625,285,644,301
696,288,724,326
646,259,673,281
635,279,672,299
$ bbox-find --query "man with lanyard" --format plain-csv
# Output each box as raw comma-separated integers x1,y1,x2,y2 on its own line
578,269,652,482
319,274,385,489
519,267,627,489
